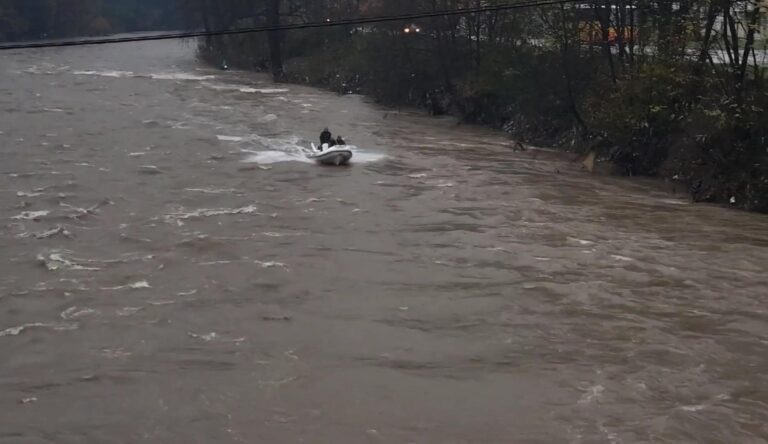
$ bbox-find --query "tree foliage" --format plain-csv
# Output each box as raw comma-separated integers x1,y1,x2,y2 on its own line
0,0,180,41
183,0,768,211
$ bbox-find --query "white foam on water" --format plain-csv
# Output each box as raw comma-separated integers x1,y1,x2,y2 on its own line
200,82,232,91
243,150,313,165
23,64,70,76
73,70,134,78
101,280,151,290
130,281,151,289
72,70,216,82
101,349,132,359
202,81,288,94
254,260,288,269
578,384,605,405
599,424,620,444
185,188,243,195
33,226,72,240
244,141,385,165
188,332,218,342
0,323,78,337
161,204,261,224
139,165,163,174
17,191,43,198
219,130,387,166
350,150,387,163
61,307,97,320
659,198,689,205
12,210,50,220
258,114,278,123
59,200,111,219
262,232,304,237
254,88,289,93
149,72,214,81
37,253,101,271
116,307,144,316
217,135,244,142
200,261,233,266
611,255,634,262
568,237,595,246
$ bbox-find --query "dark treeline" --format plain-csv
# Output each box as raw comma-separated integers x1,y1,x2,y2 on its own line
183,0,768,212
0,0,180,41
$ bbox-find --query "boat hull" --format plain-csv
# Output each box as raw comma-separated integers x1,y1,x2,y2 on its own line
307,145,353,166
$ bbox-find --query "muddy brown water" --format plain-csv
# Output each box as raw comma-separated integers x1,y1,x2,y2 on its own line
1,40,768,443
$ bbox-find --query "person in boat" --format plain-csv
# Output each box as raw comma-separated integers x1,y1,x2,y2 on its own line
335,135,346,146
319,128,337,151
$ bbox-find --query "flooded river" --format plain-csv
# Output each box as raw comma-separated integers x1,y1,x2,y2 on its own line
2,40,768,443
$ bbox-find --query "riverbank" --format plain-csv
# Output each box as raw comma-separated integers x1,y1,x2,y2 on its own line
198,33,768,214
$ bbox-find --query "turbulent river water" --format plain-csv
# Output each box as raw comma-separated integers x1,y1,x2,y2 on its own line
2,40,768,444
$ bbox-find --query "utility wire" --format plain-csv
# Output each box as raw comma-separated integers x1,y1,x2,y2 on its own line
0,0,582,51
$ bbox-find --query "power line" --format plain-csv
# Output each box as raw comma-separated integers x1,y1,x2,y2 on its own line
0,0,581,51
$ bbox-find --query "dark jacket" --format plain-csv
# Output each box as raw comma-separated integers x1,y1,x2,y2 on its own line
320,130,333,145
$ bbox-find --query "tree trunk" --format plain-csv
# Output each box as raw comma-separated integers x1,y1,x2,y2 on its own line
628,0,635,70
738,2,761,87
657,0,673,59
560,4,588,133
696,0,718,73
596,0,618,83
266,0,284,81
616,0,627,67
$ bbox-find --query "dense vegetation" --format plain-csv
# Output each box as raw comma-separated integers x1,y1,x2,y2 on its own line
185,0,768,212
2,0,767,212
0,0,180,41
